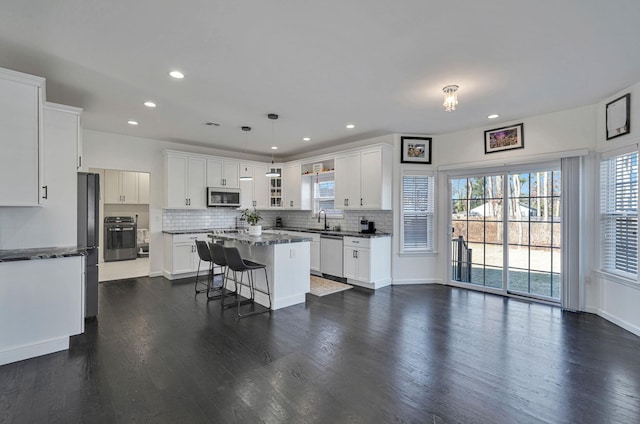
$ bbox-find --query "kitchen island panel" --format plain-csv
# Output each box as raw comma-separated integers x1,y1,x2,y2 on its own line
224,240,310,310
0,255,84,366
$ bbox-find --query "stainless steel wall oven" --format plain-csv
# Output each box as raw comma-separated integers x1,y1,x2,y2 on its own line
104,216,137,261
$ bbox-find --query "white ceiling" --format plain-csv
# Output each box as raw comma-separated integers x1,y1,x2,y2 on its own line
1,1,640,159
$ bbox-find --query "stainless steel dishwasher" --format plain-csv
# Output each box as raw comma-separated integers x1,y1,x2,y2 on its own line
320,235,343,277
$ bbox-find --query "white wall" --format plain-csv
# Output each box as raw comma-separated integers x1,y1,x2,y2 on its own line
390,105,598,288
587,80,640,336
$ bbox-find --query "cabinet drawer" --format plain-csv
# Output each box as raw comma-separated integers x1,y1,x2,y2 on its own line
173,233,208,243
343,236,370,248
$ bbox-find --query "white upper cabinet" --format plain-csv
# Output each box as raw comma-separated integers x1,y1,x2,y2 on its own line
138,172,150,204
335,146,391,210
282,163,311,210
40,103,81,208
104,170,139,204
165,152,207,209
0,68,44,206
360,148,392,210
206,158,239,189
334,152,362,209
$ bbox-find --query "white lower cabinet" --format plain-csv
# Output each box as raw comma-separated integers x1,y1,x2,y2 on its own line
343,236,391,289
0,256,84,366
163,233,210,279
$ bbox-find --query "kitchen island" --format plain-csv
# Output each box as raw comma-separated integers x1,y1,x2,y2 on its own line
209,232,312,310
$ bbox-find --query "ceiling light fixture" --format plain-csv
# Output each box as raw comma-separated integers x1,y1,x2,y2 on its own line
488,114,500,119
239,126,253,181
303,137,311,141
265,113,281,178
169,70,184,79
346,124,355,129
144,101,156,108
442,85,459,112
127,120,139,126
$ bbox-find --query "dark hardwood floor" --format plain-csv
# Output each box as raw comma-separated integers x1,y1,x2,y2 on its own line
1,277,640,423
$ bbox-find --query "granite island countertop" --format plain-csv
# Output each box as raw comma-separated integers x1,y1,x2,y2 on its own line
0,246,85,262
208,232,312,246
266,227,392,238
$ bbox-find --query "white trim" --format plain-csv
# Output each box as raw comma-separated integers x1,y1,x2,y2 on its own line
596,310,640,338
398,251,439,257
598,140,640,158
0,337,69,367
593,269,640,290
392,278,441,285
438,148,588,171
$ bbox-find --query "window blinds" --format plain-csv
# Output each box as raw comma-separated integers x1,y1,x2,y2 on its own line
402,175,434,251
600,152,638,277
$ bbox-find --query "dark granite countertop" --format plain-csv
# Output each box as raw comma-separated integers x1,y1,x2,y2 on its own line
0,246,85,262
266,227,392,238
162,228,231,235
208,232,312,246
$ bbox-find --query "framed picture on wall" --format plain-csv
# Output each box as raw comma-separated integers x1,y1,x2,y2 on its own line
484,123,524,154
606,93,630,140
401,136,432,164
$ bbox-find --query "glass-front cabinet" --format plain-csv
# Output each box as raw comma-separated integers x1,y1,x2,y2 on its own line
269,167,282,208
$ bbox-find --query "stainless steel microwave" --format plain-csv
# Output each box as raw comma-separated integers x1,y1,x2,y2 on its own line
207,188,241,207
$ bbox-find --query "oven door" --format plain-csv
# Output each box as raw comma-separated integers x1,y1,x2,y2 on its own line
104,225,138,261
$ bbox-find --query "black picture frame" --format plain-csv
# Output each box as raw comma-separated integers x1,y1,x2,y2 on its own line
484,123,524,154
606,93,631,140
401,136,432,164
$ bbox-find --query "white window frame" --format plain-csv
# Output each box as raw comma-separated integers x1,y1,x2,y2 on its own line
310,172,343,219
599,148,639,282
400,170,436,254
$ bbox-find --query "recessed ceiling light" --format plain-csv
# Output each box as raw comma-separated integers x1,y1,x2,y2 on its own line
144,101,156,108
271,146,278,150
346,124,355,129
302,137,311,141
169,70,184,79
128,120,139,126
488,114,500,119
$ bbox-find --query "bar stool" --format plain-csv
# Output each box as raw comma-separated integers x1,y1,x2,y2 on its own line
207,242,231,301
194,240,214,294
221,246,272,318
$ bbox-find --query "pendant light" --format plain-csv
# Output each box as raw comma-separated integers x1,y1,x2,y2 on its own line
265,113,281,178
239,126,253,181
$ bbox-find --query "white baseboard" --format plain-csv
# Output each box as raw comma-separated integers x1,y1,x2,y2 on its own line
0,337,69,366
596,310,640,338
149,271,163,278
392,278,441,285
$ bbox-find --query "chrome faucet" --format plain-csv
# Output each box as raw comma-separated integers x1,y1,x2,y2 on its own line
318,209,329,230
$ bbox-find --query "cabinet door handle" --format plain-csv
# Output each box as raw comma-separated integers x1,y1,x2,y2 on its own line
42,186,48,199
290,200,293,207
360,198,363,206
355,250,358,258
185,198,189,206
78,156,81,168
123,195,126,202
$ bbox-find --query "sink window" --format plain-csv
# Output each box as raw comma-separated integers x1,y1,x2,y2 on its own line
313,172,342,217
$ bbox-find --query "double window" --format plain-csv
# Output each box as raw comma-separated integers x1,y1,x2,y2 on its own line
600,151,638,279
401,173,435,252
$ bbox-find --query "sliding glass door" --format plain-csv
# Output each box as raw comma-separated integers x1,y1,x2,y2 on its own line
450,167,561,302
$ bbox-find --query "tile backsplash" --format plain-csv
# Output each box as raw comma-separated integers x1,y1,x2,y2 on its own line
163,208,393,233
